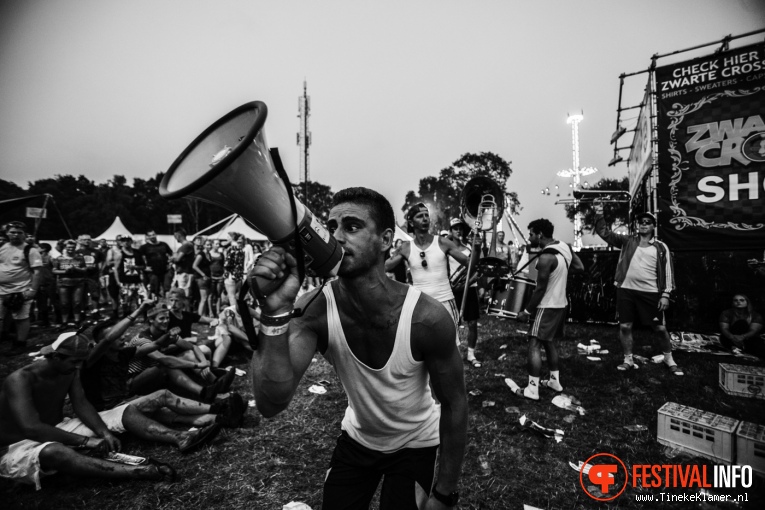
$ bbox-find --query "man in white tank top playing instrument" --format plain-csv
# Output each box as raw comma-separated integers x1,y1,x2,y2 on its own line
594,205,683,375
385,203,479,332
505,219,583,400
252,188,467,509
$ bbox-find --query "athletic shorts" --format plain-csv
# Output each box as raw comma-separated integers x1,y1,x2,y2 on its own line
528,307,566,342
452,287,479,322
322,431,438,510
616,288,664,326
0,404,128,490
0,297,33,321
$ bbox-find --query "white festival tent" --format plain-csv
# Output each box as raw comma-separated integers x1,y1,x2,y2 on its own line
194,214,268,242
394,225,412,242
96,216,133,241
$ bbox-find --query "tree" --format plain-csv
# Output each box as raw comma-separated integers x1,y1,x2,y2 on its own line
292,180,334,222
564,176,630,233
401,152,520,232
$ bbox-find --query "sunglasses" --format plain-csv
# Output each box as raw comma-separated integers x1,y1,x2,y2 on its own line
419,251,428,268
637,220,655,226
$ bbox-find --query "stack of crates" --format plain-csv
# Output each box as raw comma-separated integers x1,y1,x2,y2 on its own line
657,402,739,464
736,421,765,476
719,363,765,400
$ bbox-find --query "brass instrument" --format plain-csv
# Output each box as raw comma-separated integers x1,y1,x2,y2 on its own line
456,177,508,319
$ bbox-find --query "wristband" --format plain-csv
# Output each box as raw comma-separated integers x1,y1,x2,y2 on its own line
127,315,138,322
259,323,290,336
260,309,295,327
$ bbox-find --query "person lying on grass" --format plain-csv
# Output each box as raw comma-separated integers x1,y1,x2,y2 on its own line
125,303,234,404
0,333,222,490
81,306,245,429
252,187,467,510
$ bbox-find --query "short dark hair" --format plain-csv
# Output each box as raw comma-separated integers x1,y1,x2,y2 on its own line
528,218,554,238
175,228,187,236
332,187,395,233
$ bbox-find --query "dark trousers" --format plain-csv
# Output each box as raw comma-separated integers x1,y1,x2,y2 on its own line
322,431,438,510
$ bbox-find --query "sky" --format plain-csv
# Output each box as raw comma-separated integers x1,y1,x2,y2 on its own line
1,0,763,242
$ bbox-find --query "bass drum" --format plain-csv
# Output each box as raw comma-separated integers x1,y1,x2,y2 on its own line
487,277,536,318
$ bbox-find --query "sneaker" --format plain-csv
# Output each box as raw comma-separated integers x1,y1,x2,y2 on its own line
541,378,563,392
617,362,638,371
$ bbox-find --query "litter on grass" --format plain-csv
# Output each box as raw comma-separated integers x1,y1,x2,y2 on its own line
523,505,544,510
586,356,601,361
505,406,520,414
519,414,564,443
551,395,585,415
623,424,648,432
497,353,507,361
308,385,327,395
563,414,576,424
248,400,256,407
499,344,507,350
482,401,496,408
234,368,246,376
468,389,483,397
283,502,312,510
494,373,505,378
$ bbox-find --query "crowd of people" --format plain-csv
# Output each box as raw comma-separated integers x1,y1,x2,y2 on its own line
0,225,268,351
1,189,764,506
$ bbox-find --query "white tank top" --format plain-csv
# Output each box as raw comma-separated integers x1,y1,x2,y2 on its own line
538,242,572,309
322,284,441,453
407,237,454,302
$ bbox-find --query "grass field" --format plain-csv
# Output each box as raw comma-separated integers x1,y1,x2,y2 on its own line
2,315,764,510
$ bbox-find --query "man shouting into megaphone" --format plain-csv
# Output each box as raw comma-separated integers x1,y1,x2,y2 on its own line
251,187,467,509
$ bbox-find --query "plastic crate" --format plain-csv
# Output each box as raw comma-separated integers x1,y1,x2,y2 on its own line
719,363,765,400
657,402,739,464
736,421,765,476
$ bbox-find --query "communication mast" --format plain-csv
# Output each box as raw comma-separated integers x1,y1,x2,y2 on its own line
297,80,311,198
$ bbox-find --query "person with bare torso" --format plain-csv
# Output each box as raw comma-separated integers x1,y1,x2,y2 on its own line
0,331,223,489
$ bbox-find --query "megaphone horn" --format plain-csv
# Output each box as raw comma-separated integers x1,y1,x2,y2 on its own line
159,101,343,277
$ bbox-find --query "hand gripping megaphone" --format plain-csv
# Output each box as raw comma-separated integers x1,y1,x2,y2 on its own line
159,101,343,279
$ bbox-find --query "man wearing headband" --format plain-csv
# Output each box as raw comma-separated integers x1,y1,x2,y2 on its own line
385,203,479,333
252,188,467,509
0,331,219,488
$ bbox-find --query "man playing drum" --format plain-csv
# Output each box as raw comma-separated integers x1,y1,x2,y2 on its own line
506,219,583,400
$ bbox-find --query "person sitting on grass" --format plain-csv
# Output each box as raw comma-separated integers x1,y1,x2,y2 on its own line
719,294,765,359
125,304,234,403
210,303,260,361
165,288,230,372
81,301,245,429
0,333,222,490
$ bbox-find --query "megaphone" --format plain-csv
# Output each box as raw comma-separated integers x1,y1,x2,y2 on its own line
159,101,342,277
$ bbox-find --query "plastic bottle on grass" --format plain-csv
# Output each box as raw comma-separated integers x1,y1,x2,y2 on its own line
478,454,492,476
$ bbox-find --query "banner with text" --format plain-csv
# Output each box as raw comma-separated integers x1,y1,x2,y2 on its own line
655,42,765,251
628,86,654,199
